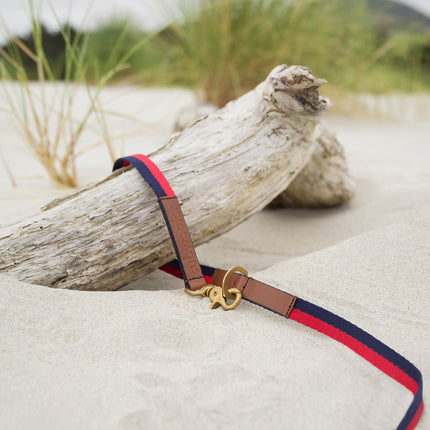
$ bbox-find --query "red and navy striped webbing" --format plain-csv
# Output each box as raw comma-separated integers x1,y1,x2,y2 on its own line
113,154,175,198
113,154,424,429
113,154,207,289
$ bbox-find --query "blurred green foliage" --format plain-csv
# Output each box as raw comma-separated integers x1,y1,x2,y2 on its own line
2,0,430,106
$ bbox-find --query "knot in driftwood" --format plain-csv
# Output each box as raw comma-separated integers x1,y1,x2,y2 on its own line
263,64,330,114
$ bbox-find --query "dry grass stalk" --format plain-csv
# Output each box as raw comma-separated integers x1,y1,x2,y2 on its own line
0,11,137,188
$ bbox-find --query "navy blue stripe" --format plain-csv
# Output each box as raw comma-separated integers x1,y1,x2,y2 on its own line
399,382,423,430
165,259,215,278
165,259,181,270
294,299,421,381
294,298,423,430
158,203,192,288
199,263,215,278
113,156,167,198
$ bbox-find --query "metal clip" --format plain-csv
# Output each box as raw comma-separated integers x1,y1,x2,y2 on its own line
184,266,248,311
208,285,241,310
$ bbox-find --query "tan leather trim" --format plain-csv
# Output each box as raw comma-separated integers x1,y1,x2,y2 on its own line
158,196,206,290
188,277,208,290
212,269,296,318
210,269,226,288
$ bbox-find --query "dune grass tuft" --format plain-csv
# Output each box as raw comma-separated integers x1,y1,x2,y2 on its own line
96,0,429,106
0,7,137,187
1,0,429,188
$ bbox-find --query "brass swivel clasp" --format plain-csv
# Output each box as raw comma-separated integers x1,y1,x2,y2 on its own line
185,266,248,311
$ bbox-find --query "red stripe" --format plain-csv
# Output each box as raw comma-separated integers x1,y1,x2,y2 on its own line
406,401,424,430
289,308,418,394
132,154,175,197
159,264,183,279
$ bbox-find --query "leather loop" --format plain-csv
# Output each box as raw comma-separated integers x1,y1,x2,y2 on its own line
212,269,297,318
158,196,206,290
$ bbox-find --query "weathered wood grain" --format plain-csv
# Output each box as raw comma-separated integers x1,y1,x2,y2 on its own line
174,97,355,209
0,65,330,290
271,121,355,208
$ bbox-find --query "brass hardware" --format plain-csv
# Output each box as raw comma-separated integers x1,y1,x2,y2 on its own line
184,265,247,311
184,285,213,297
222,266,248,299
208,285,242,310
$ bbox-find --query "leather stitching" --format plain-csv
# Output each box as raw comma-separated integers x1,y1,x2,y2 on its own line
284,296,297,318
189,275,205,281
241,277,249,294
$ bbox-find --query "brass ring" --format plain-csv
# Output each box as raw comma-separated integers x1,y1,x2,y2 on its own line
222,266,248,299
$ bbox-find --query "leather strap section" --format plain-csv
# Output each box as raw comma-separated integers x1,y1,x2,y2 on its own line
212,269,297,318
158,196,207,290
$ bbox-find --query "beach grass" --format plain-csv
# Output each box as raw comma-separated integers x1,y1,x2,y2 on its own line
0,7,139,187
83,0,430,106
1,0,429,188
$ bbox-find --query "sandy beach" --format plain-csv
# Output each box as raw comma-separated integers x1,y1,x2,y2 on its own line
0,85,429,429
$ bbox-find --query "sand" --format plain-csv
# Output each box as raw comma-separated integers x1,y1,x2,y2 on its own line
0,85,429,429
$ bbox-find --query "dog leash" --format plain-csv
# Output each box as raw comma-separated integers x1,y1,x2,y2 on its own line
113,154,424,429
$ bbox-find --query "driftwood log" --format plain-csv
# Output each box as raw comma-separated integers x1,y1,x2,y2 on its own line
270,121,355,208
174,99,355,208
0,65,350,291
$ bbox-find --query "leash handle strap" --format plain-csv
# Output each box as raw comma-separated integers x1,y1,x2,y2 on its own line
113,155,207,290
113,154,424,429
